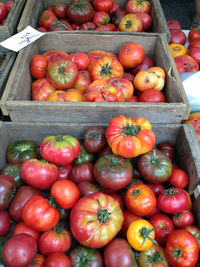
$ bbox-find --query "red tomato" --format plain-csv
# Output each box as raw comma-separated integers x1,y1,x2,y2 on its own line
0,175,15,211
145,202,160,218
157,142,175,160
188,38,200,49
172,210,194,228
94,0,113,12
110,194,124,211
84,126,107,153
22,196,59,232
158,188,188,214
184,225,200,249
13,222,40,241
32,78,56,101
68,52,89,70
106,23,116,31
36,27,48,32
44,252,70,267
43,50,69,64
188,47,200,65
39,10,57,30
136,12,152,31
74,70,92,92
52,3,68,18
122,72,134,83
109,2,120,15
51,179,80,209
80,21,96,30
149,213,174,246
139,89,165,102
127,95,138,102
167,20,181,30
69,163,95,184
5,1,14,12
131,56,155,75
2,234,37,267
38,227,72,256
0,211,11,235
77,181,102,197
119,42,145,69
93,11,110,26
0,3,8,23
168,168,189,188
147,184,164,196
47,90,67,101
169,29,187,45
188,27,200,42
30,54,48,79
21,159,59,190
72,23,81,30
48,20,72,31
120,210,141,238
57,164,72,180
125,184,156,216
165,230,199,267
174,55,199,73
28,254,45,267
126,0,151,14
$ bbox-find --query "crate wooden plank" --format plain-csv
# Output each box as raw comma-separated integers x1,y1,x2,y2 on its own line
0,122,199,194
0,33,190,123
17,0,170,41
193,186,200,227
0,0,26,51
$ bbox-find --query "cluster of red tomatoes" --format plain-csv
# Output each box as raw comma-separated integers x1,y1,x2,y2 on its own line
167,20,200,73
30,43,166,103
0,1,14,25
0,115,199,267
37,0,152,33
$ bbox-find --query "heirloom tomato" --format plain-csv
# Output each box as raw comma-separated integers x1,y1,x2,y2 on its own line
9,185,42,221
22,195,59,232
94,0,113,12
84,126,106,153
28,254,45,267
1,163,22,188
119,42,145,69
0,175,15,211
7,140,37,164
0,211,11,236
125,184,156,216
48,20,72,31
91,56,124,80
122,72,135,83
74,143,95,165
2,234,37,267
39,10,57,30
131,55,155,75
127,219,156,251
38,227,72,256
167,20,181,30
168,168,189,188
30,54,48,79
93,11,110,26
52,3,68,19
184,225,200,249
137,148,172,184
80,21,96,30
169,29,186,45
70,246,104,267
104,238,138,267
121,209,141,238
70,192,124,248
64,89,84,102
188,47,200,65
47,90,67,101
157,142,175,160
69,162,95,184
21,159,58,190
43,50,69,64
13,222,40,241
57,164,72,180
189,38,200,49
174,55,199,73
165,230,199,267
51,179,80,209
68,52,89,70
44,252,70,267
137,12,152,31
149,213,174,246
94,153,133,190
32,78,56,101
110,9,126,26
137,244,169,267
119,14,143,33
126,0,151,14
158,188,188,214
188,27,200,42
74,70,92,92
40,134,80,165
67,0,94,24
139,89,165,103
107,77,134,100
105,115,155,158
172,210,194,228
78,181,102,197
47,60,79,89
109,2,120,15
147,184,164,196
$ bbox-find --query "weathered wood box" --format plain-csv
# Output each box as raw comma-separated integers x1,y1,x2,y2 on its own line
17,0,170,41
0,0,26,50
0,121,199,210
0,33,191,123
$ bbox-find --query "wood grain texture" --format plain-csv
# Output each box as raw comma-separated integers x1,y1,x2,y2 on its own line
0,33,190,123
17,0,170,41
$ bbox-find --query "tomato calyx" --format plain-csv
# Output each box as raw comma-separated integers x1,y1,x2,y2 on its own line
105,155,120,166
125,20,132,29
163,188,178,196
47,197,57,208
55,135,64,141
174,213,181,219
131,189,141,196
171,248,182,260
139,227,157,247
58,66,66,75
100,63,113,75
147,252,162,263
87,132,99,140
97,206,110,223
122,124,141,136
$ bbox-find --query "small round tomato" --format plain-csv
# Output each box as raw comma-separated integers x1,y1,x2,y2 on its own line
94,0,113,12
149,213,174,246
12,222,40,241
84,126,107,153
139,89,165,102
93,11,110,26
44,252,70,267
52,3,68,18
131,56,155,75
172,210,194,228
188,27,200,42
32,78,56,101
0,211,11,236
168,168,189,188
39,10,57,30
127,219,156,251
137,12,152,31
68,52,89,70
30,54,48,79
147,184,164,197
51,179,80,209
157,142,175,160
125,184,156,216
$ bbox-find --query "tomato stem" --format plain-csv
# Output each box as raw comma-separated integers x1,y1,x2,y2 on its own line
106,155,120,166
96,199,110,223
122,124,141,137
100,63,112,75
131,189,141,196
58,66,65,75
55,135,64,141
139,227,157,247
171,248,182,260
163,188,178,196
125,20,132,29
147,252,162,263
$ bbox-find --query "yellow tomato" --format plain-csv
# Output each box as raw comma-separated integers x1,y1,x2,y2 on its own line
182,189,192,211
169,43,187,58
127,219,156,251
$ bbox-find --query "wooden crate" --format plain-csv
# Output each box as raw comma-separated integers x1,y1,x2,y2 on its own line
17,0,170,42
0,121,199,198
0,0,26,51
0,33,190,124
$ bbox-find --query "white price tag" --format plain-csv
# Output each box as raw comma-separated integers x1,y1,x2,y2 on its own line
0,26,46,52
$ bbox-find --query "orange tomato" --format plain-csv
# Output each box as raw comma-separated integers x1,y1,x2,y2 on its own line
169,43,187,57
64,89,84,102
47,90,67,101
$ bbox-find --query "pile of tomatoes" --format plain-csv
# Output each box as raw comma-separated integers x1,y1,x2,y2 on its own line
168,20,200,73
30,42,166,103
37,0,152,33
0,115,200,267
0,1,14,26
